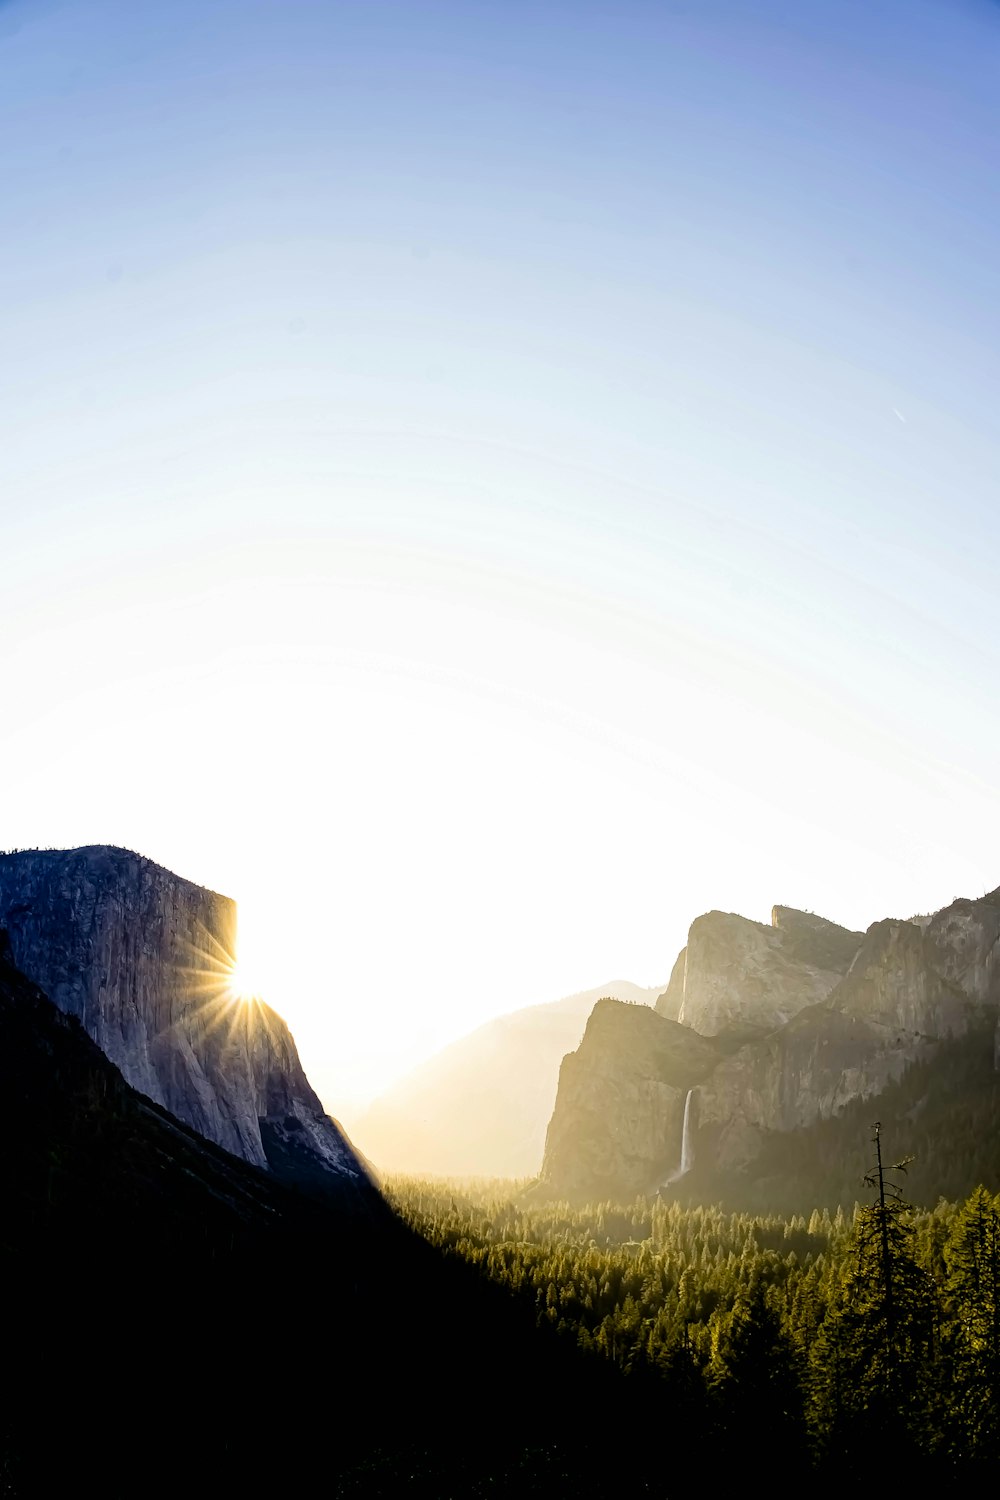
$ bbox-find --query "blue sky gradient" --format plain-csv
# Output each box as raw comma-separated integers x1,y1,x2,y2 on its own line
3,0,1000,1104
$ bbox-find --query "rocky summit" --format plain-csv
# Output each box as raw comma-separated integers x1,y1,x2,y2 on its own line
541,895,1000,1198
0,845,369,1191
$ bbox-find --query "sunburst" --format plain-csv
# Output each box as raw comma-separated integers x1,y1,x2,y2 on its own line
225,960,264,1006
171,921,270,1047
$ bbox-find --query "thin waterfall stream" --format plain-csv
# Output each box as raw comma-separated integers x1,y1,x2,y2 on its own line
661,1087,695,1187
679,1086,694,1174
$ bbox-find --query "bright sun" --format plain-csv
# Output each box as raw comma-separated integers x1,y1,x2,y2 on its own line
226,962,263,1005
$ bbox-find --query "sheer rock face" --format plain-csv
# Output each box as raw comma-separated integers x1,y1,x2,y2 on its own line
833,919,969,1036
697,1008,932,1172
542,894,1000,1193
540,999,719,1198
667,907,863,1040
0,847,365,1182
923,889,1000,1006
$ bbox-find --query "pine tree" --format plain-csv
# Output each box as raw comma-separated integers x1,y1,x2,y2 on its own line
709,1279,807,1461
810,1123,937,1467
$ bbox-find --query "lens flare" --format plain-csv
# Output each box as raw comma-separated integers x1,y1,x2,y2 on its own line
225,961,263,1005
170,921,272,1053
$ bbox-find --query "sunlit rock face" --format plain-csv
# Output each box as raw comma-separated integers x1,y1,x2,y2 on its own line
663,907,863,1041
0,846,365,1183
923,889,1000,1007
539,999,720,1198
543,895,1000,1194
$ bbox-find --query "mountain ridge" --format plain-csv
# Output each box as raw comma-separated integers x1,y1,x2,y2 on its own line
540,892,1000,1199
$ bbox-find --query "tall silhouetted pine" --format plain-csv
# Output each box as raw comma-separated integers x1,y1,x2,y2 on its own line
810,1124,937,1466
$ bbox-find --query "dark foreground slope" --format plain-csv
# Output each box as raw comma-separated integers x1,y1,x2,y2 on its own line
0,936,669,1498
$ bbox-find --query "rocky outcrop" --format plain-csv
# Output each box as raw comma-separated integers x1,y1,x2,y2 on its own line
540,999,720,1197
662,906,863,1041
924,888,1000,1006
0,846,367,1185
834,919,970,1036
541,892,1000,1196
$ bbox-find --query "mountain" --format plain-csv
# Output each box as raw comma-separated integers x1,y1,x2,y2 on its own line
0,925,342,1243
0,929,668,1495
355,980,662,1177
0,845,369,1194
540,895,1000,1201
0,920,384,1488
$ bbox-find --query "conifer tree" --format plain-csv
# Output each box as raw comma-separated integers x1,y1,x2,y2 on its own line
709,1280,807,1460
810,1124,937,1466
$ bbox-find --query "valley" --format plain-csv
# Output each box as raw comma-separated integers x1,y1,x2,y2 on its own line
3,845,999,1486
7,1,999,1490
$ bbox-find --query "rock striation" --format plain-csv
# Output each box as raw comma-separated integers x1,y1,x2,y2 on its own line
0,846,367,1186
541,894,1000,1197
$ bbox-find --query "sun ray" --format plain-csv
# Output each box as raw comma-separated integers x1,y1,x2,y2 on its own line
168,920,268,1045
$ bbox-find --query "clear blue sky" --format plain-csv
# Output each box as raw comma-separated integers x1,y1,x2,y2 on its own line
3,0,1000,1108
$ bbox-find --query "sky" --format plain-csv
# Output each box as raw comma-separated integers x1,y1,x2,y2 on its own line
3,0,1000,1120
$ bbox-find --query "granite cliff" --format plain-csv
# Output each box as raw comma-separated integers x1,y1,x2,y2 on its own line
657,906,864,1039
541,894,1000,1198
0,846,367,1189
541,999,720,1197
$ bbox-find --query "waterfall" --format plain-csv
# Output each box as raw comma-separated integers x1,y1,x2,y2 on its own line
661,1087,695,1188
679,1087,694,1175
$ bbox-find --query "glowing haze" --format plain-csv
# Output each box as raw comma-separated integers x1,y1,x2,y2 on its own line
4,1,1000,1121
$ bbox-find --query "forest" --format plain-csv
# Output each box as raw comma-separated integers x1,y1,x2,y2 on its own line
388,1130,1000,1474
